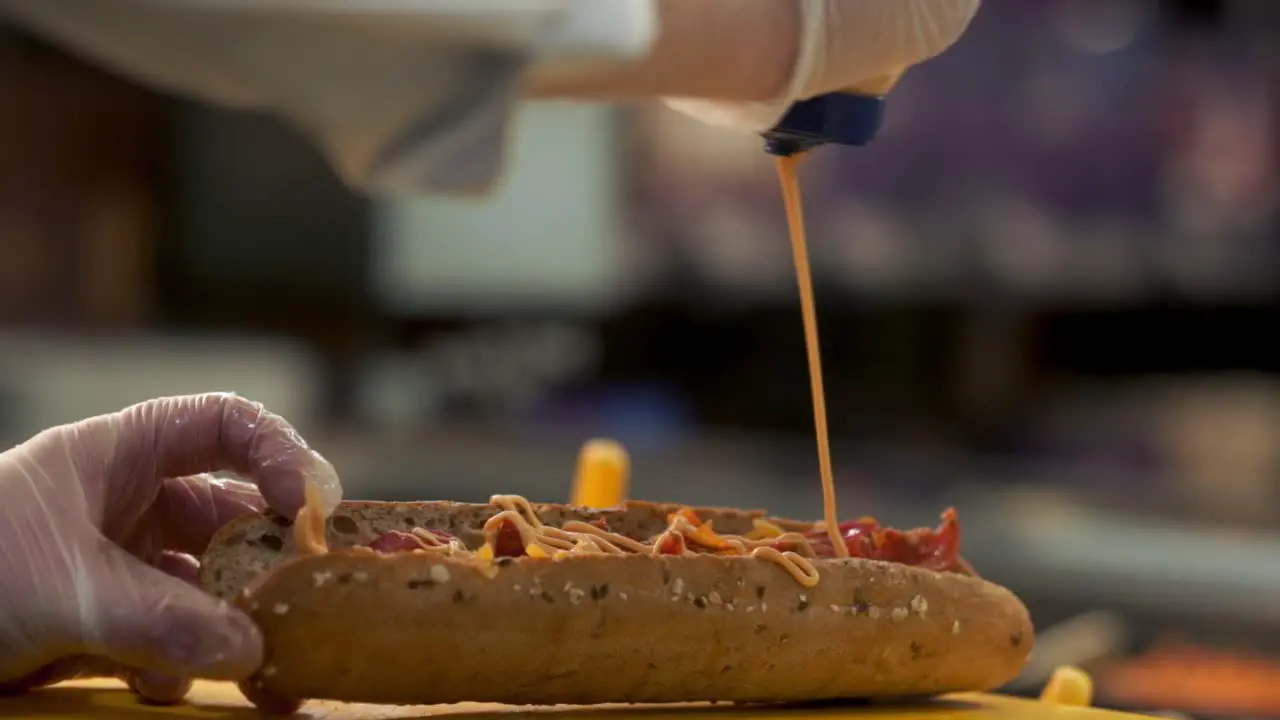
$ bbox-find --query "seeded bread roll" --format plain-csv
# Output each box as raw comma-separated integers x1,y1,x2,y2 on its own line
200,500,808,601
200,501,1033,712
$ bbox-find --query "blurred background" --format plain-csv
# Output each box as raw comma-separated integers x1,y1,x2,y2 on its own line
0,0,1277,717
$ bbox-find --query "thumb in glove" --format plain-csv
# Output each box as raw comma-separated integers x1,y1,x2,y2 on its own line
85,540,262,690
668,0,982,133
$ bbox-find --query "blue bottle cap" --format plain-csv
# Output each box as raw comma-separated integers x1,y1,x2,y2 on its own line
762,92,886,157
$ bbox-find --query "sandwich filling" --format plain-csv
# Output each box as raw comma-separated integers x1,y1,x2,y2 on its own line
325,496,972,589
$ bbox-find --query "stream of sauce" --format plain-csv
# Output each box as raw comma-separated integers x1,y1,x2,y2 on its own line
776,154,848,559
293,154,853,569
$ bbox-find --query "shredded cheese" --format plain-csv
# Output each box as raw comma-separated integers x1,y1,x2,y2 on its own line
748,518,787,540
289,448,827,587
752,546,821,588
473,494,822,586
561,521,651,554
407,528,468,556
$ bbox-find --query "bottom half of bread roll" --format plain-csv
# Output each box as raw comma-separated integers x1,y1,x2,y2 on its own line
228,551,1033,711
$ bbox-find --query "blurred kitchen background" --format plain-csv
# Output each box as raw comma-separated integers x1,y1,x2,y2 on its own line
0,0,1277,717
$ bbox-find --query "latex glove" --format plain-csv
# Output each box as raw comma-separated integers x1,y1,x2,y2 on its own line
667,0,982,132
0,393,341,704
0,0,977,194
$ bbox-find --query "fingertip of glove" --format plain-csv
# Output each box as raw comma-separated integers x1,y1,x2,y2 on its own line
194,605,264,680
126,670,194,706
256,447,342,521
138,598,264,682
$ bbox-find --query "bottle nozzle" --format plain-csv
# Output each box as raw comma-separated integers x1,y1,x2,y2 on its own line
761,92,887,156
761,71,903,157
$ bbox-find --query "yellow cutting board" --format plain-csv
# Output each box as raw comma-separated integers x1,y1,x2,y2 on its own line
1,679,1155,720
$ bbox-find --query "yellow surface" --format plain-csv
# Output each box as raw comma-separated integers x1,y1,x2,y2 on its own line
1,679,1158,720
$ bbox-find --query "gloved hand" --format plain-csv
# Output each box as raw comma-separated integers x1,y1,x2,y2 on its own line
0,393,341,704
667,0,983,132
0,0,979,196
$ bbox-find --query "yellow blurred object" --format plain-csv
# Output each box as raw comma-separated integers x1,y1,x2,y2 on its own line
5,679,1165,719
570,438,630,508
749,518,786,538
1040,666,1095,707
